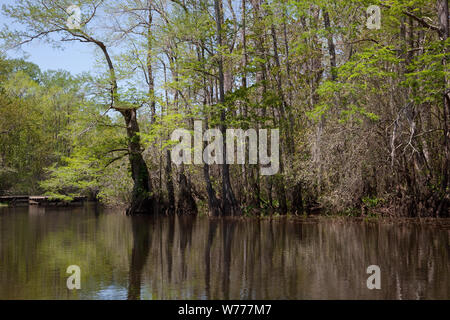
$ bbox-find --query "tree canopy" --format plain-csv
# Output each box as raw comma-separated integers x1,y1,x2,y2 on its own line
0,0,448,217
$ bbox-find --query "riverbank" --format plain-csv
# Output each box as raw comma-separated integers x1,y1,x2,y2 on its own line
2,198,448,230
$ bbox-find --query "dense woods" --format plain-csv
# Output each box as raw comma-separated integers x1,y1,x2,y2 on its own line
0,0,448,217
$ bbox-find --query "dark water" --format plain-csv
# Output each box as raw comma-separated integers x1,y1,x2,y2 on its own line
0,204,448,300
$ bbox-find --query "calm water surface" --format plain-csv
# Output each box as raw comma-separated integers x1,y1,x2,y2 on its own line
0,204,448,299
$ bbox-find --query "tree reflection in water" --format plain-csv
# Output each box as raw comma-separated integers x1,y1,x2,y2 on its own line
127,216,152,300
0,205,448,299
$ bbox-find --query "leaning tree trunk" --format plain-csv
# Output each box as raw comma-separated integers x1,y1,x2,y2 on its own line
95,42,154,215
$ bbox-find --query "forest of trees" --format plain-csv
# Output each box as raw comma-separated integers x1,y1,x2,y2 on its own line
0,0,448,217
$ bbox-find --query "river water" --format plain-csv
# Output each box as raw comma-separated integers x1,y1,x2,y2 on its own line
0,204,448,299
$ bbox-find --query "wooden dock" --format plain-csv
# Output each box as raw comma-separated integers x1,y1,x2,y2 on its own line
0,195,29,206
0,195,87,206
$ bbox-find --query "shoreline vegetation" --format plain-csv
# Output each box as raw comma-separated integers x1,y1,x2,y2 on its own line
0,1,449,218
4,200,448,230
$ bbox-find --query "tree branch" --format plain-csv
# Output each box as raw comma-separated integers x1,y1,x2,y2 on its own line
381,4,440,32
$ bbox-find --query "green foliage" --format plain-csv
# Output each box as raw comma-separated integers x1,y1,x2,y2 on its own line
362,196,381,208
39,153,102,200
0,57,86,193
0,0,448,217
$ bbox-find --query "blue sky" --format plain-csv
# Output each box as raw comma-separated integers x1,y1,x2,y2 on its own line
0,0,96,75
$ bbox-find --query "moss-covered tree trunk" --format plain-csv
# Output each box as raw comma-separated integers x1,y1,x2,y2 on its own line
122,108,155,215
